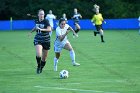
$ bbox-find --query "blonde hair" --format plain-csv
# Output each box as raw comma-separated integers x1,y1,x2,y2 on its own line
93,4,100,12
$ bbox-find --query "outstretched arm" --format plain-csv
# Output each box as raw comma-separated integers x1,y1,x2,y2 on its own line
68,26,78,37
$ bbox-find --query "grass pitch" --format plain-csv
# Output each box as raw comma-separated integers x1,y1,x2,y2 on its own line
0,30,140,93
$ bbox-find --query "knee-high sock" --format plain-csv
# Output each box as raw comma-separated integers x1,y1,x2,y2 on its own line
54,57,58,66
70,50,75,63
36,56,41,67
101,35,104,42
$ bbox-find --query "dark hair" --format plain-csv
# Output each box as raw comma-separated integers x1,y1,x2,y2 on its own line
59,18,66,25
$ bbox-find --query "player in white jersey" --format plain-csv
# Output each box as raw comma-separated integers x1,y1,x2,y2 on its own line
54,18,80,71
62,13,68,23
138,16,140,34
45,10,56,36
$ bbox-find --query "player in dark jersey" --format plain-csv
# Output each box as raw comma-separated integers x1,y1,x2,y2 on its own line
72,8,82,36
29,9,51,74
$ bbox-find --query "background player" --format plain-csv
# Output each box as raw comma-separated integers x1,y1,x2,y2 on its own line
28,9,51,74
72,8,82,36
54,18,80,71
91,4,105,42
138,16,140,34
62,13,68,23
45,10,56,36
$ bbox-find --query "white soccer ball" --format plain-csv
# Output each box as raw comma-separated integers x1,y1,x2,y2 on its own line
60,70,69,79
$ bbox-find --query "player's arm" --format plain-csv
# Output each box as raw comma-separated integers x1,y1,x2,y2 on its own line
54,15,57,19
138,17,140,22
57,30,70,41
38,26,52,32
71,15,75,19
79,14,82,19
28,26,36,37
67,26,78,37
101,14,106,24
37,20,52,32
59,32,69,41
91,15,95,25
29,26,37,34
30,27,36,33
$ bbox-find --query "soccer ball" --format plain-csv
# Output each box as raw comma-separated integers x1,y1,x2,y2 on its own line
60,70,69,79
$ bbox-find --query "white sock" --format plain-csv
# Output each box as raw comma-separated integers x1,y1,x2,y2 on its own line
70,50,75,63
54,57,58,66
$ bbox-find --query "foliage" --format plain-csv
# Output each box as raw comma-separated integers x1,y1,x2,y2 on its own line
0,0,139,20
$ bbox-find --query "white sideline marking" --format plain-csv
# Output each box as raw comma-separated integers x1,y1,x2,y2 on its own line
34,85,119,93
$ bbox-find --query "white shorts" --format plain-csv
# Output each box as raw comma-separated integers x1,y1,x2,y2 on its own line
54,40,70,52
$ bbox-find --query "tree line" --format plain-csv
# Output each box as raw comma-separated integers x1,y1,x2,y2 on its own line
0,0,139,20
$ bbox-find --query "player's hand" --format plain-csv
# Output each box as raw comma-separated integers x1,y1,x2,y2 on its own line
104,21,106,24
92,23,95,26
66,30,70,34
73,33,78,37
36,26,41,30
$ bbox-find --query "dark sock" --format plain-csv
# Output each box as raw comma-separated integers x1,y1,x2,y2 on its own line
41,60,46,69
75,29,80,33
36,56,41,68
101,35,104,42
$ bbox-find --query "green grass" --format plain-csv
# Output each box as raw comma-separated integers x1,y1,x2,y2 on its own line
0,30,140,93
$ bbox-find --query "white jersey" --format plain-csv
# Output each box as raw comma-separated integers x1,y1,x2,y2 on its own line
55,24,70,44
54,24,70,52
45,14,56,28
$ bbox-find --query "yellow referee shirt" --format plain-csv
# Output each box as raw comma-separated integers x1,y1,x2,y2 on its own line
91,13,103,25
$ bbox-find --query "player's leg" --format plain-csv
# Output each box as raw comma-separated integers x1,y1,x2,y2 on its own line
35,44,43,74
40,49,48,73
99,29,105,42
94,25,100,36
54,42,63,71
40,42,50,73
75,23,80,33
64,42,80,66
54,52,60,71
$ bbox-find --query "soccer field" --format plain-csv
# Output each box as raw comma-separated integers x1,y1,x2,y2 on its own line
0,30,140,93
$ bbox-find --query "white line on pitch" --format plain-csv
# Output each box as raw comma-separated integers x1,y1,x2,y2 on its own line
34,85,119,93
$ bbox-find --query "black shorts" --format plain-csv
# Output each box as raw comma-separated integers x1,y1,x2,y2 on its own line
95,25,103,31
34,41,50,50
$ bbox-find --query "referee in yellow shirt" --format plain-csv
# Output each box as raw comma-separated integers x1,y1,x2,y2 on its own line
91,4,105,42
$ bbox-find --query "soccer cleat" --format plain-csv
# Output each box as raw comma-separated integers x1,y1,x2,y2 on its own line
72,62,80,66
101,40,105,43
36,67,40,74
